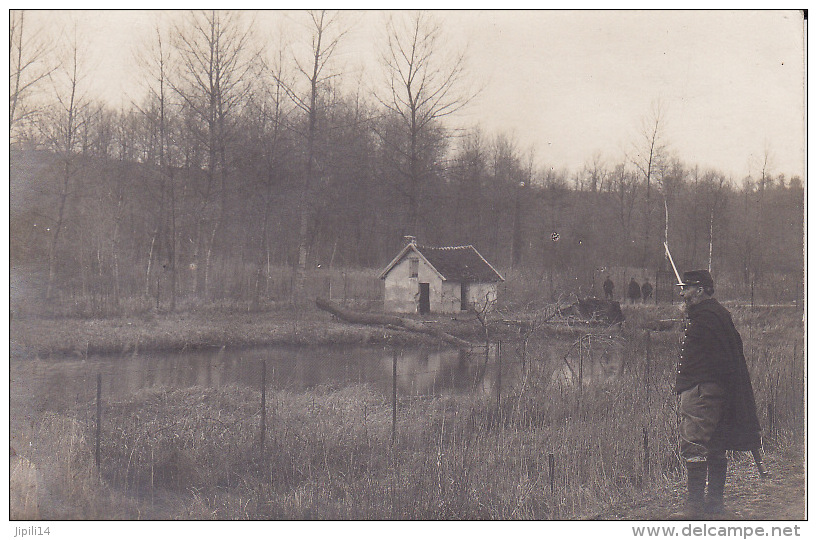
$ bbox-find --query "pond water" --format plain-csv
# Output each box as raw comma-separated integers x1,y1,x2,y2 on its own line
10,344,524,421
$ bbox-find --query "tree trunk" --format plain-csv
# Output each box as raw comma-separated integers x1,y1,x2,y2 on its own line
46,171,70,301
315,297,475,349
169,168,177,311
511,185,523,268
294,39,322,305
145,226,158,297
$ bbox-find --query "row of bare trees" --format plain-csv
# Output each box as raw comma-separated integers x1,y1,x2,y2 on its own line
11,10,473,306
10,10,803,313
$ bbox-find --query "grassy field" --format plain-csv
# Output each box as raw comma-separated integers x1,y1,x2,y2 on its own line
10,303,805,520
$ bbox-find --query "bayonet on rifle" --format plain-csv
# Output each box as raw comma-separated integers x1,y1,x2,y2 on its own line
664,242,683,285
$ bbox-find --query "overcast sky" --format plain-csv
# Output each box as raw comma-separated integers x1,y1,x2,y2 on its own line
25,9,806,181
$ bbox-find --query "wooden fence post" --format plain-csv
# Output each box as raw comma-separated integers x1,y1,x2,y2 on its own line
749,277,755,362
496,340,502,418
95,373,102,470
578,336,584,412
751,278,755,311
767,399,775,438
793,342,799,428
392,349,398,446
796,278,801,311
645,331,651,403
548,453,555,494
260,358,267,458
643,427,650,480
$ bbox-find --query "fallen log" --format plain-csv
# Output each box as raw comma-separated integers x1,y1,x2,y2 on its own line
315,297,476,349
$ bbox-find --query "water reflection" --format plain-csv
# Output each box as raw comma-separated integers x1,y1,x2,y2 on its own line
11,345,523,418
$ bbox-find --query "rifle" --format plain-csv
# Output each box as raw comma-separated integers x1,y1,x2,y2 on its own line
663,242,683,285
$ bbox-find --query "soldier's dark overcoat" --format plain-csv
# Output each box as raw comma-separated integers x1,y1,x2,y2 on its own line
675,298,762,451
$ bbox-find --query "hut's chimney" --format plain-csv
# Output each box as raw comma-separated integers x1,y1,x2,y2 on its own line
403,235,417,246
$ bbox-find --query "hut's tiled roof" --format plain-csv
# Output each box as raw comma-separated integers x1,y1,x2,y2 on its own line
380,243,504,283
415,245,504,283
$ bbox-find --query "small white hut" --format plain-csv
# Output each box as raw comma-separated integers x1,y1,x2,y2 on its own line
379,238,504,314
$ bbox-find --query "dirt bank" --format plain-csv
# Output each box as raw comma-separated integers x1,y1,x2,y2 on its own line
10,309,440,358
9,307,580,358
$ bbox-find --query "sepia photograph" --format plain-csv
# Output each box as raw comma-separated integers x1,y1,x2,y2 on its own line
8,8,806,533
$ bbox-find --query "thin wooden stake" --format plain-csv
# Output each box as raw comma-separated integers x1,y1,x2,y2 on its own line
392,349,398,445
548,453,555,494
767,400,774,437
578,336,584,412
260,358,267,458
645,330,651,404
95,373,102,470
751,278,755,311
496,340,502,418
643,427,650,479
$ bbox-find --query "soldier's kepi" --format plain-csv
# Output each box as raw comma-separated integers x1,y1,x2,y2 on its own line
667,247,765,519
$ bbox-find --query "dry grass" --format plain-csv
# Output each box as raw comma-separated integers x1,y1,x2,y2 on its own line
13,304,803,520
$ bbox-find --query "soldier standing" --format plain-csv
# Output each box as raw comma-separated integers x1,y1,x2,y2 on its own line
641,279,653,303
672,270,762,519
603,276,615,300
627,277,641,304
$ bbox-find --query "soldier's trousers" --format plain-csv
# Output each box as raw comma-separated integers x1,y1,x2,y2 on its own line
679,382,727,463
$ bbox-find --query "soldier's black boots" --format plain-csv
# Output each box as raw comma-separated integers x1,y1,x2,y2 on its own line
670,461,708,519
705,457,728,516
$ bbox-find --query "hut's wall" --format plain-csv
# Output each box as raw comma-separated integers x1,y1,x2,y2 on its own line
383,249,501,314
466,282,498,310
383,254,444,313
438,281,462,314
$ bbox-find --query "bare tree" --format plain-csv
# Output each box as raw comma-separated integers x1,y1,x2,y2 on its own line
9,10,54,143
703,169,728,273
630,101,667,268
250,43,291,303
749,143,774,280
136,19,179,309
511,146,536,269
656,157,684,254
449,126,488,238
584,151,607,193
611,161,639,250
490,132,523,259
171,9,258,300
280,10,348,304
38,25,88,301
377,10,476,238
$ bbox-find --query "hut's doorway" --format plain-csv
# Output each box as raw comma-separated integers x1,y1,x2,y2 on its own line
419,283,430,314
460,282,469,311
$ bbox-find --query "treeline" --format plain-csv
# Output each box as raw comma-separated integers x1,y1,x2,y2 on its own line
9,10,804,313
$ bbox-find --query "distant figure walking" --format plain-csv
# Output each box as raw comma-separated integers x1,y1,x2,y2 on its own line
603,276,615,300
627,277,641,304
641,279,653,304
